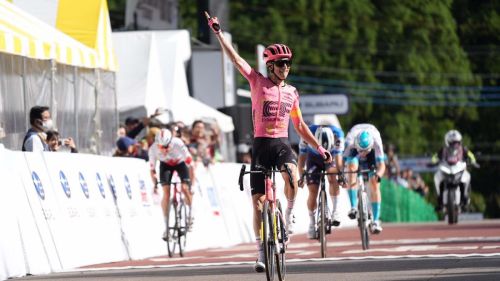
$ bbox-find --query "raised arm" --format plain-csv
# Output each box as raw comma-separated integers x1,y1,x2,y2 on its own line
205,11,252,77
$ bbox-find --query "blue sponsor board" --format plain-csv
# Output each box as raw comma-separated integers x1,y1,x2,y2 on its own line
32,171,45,200
124,175,132,200
59,170,71,198
108,175,116,199
79,172,90,199
96,173,106,198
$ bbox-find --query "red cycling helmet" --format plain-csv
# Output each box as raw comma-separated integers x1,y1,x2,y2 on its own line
263,44,292,63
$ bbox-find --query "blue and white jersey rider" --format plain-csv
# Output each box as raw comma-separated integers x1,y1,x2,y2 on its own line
299,124,345,160
343,123,386,234
343,123,385,167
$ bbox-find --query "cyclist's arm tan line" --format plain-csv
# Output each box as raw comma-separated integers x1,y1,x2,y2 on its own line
214,32,251,77
293,118,321,150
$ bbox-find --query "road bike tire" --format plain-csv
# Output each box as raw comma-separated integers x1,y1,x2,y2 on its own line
166,199,178,257
447,188,458,225
358,189,370,250
178,201,188,257
319,189,327,258
275,200,287,281
262,201,276,281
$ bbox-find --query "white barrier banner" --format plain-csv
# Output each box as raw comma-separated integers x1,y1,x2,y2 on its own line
0,148,28,280
43,153,130,267
21,152,65,270
101,156,165,260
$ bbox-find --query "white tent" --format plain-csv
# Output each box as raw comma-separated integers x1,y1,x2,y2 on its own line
112,30,234,132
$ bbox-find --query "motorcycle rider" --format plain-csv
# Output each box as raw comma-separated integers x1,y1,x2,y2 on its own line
431,130,479,212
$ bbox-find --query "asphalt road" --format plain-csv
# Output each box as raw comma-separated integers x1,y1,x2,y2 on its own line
13,220,500,281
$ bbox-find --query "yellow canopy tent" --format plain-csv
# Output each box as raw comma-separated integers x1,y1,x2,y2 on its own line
0,0,99,68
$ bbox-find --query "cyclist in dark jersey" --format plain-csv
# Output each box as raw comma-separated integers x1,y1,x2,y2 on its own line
206,12,332,272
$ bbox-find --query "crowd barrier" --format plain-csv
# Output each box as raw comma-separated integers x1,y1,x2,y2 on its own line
0,144,359,280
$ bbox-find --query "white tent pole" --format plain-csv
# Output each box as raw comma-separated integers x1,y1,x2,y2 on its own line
21,57,29,129
73,66,79,143
50,60,57,127
93,69,102,155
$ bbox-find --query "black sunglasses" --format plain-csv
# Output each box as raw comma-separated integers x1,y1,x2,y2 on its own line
274,60,292,68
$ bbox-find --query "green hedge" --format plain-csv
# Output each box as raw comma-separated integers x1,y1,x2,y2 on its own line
380,179,438,222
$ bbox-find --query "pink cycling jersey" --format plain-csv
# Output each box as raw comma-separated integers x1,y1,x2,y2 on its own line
239,63,302,138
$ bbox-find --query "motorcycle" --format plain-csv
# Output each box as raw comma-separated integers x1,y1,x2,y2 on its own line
435,159,468,225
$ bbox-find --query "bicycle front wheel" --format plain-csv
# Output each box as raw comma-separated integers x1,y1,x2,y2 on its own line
275,200,287,281
166,200,178,257
177,201,188,257
358,189,370,250
262,201,276,281
319,189,327,258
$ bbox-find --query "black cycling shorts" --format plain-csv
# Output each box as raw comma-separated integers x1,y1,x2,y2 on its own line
345,148,376,170
305,153,337,185
159,161,190,185
250,137,297,195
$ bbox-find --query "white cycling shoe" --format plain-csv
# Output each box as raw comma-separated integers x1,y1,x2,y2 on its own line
307,224,317,239
370,220,383,234
331,211,341,226
348,208,358,220
285,211,295,234
253,249,265,273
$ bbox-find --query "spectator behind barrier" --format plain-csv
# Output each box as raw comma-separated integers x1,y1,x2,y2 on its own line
188,120,212,166
46,130,78,153
114,136,148,161
385,143,401,181
22,105,52,152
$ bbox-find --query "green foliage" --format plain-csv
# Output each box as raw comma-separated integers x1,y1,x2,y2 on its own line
470,191,486,213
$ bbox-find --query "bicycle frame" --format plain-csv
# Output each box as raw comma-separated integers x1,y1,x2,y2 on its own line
301,170,341,258
238,164,294,281
346,169,373,250
166,176,188,257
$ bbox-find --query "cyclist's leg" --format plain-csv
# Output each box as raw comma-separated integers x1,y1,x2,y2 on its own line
345,149,360,218
305,156,320,236
159,162,174,218
176,162,192,207
326,165,341,224
275,138,298,233
368,152,384,233
250,138,268,271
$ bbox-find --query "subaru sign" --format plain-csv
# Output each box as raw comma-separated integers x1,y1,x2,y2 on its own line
300,94,349,115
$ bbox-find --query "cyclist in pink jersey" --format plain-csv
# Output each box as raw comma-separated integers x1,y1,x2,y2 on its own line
206,12,332,273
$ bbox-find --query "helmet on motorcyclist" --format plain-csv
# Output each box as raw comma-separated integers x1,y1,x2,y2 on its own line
355,130,374,153
155,128,172,147
445,130,462,147
315,126,335,152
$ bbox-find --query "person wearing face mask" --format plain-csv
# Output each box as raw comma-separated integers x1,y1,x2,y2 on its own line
22,106,53,152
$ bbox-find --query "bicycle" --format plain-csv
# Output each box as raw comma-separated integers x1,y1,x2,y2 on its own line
300,170,341,258
164,178,189,258
345,169,375,250
238,164,294,281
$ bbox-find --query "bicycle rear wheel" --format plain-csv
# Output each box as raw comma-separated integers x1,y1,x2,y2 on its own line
275,200,287,281
262,201,276,281
166,200,178,257
177,201,188,257
358,189,370,250
319,189,327,258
